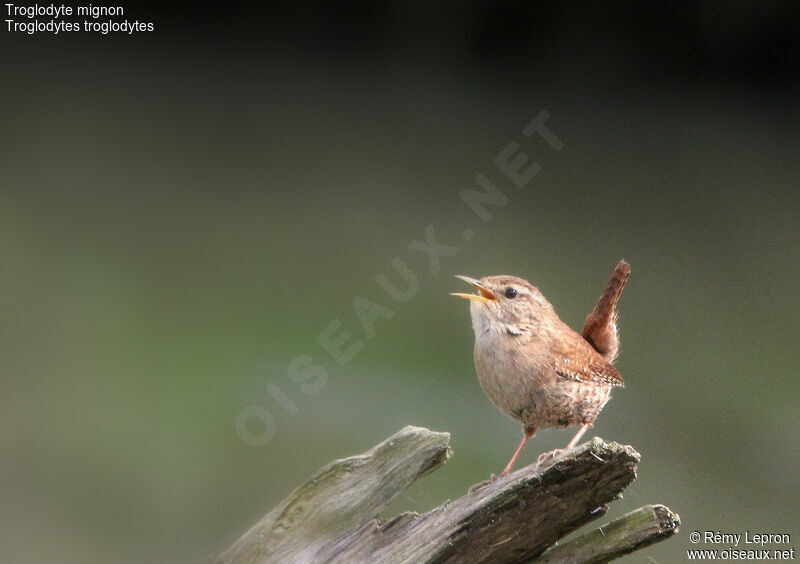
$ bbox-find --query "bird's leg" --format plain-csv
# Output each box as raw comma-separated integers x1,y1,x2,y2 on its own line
468,425,536,493
536,423,592,466
501,425,536,476
566,423,590,449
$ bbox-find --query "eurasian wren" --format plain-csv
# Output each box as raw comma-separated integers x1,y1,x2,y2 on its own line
452,261,630,476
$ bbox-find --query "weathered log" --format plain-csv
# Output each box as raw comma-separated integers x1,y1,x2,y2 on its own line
218,426,679,563
532,504,680,563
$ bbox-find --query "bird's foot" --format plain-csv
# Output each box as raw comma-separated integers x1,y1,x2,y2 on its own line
468,473,499,493
535,448,570,467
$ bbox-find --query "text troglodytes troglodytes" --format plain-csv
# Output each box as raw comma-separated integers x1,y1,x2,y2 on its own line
452,260,630,478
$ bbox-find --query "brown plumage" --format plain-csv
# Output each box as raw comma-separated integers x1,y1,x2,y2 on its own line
452,261,630,478
582,260,631,363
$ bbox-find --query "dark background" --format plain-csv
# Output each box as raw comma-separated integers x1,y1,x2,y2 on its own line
2,2,799,562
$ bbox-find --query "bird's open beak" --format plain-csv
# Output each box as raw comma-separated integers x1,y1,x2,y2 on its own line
451,275,497,303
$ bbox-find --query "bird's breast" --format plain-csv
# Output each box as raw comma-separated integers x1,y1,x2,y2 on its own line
473,332,551,421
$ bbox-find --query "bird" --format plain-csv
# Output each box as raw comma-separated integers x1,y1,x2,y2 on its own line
451,260,630,478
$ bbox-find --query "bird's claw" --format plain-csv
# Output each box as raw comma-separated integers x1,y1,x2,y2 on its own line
468,473,499,493
535,448,570,467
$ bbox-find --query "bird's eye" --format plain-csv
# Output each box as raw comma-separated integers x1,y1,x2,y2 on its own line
504,288,518,299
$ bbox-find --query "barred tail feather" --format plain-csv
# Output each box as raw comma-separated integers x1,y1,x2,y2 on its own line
582,260,630,363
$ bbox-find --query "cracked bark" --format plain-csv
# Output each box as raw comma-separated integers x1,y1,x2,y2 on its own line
218,426,679,564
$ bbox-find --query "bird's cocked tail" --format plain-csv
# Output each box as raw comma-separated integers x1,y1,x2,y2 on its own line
582,260,630,363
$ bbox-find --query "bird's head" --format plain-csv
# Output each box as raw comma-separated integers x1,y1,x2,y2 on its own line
451,274,555,337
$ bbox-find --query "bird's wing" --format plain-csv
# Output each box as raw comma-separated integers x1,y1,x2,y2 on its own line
554,359,624,387
552,330,625,387
582,260,630,363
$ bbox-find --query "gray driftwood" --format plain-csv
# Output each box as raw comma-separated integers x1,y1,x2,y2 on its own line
218,426,679,564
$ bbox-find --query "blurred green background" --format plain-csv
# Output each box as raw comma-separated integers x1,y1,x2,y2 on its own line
2,3,799,563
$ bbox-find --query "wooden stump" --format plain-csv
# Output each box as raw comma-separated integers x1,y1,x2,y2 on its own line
218,426,679,563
